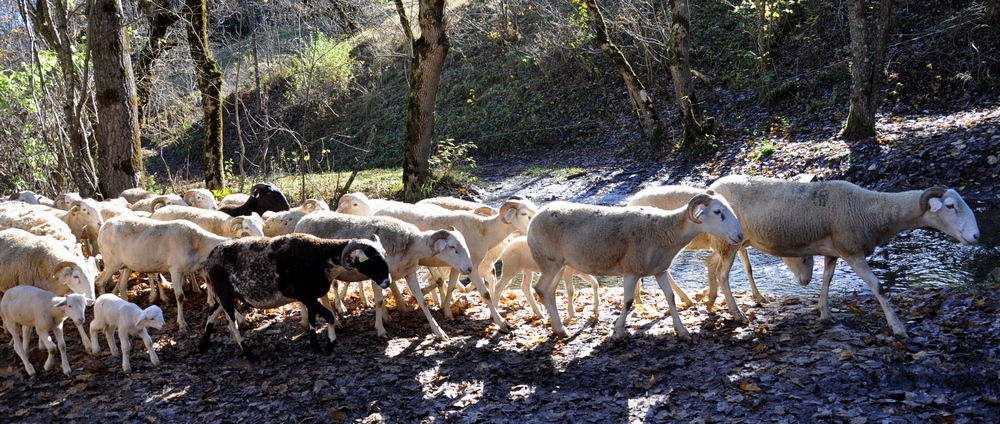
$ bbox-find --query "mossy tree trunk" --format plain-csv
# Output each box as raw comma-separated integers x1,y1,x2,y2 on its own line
585,0,664,146
88,0,142,198
184,0,224,190
26,0,99,196
401,0,449,203
667,0,719,150
841,0,892,141
135,0,180,131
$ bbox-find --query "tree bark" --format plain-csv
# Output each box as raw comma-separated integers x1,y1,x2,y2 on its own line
89,0,142,198
184,0,225,190
135,0,180,130
841,0,892,141
25,0,99,196
667,0,719,149
585,0,663,146
401,0,449,203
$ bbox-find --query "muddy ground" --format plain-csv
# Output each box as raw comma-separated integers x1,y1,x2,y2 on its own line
2,104,1000,423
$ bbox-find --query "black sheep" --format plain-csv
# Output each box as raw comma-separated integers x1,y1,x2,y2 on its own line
219,183,291,217
199,233,390,362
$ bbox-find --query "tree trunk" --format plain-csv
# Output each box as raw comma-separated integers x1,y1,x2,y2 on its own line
135,0,180,131
184,0,225,190
585,0,663,146
89,0,142,198
667,0,719,149
401,0,449,203
841,0,892,141
26,0,99,196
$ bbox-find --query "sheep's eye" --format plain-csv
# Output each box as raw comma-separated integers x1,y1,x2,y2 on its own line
946,203,955,210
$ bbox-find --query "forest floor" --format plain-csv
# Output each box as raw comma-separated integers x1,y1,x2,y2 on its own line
1,103,1000,423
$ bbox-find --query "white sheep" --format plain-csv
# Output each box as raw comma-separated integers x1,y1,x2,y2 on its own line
417,196,497,215
150,205,265,238
0,202,78,251
88,294,165,373
130,194,185,212
335,192,438,217
220,193,249,207
627,185,814,305
707,175,980,339
375,198,539,332
261,199,330,237
9,190,42,204
96,215,229,331
52,192,84,210
527,193,745,340
182,188,219,210
493,235,600,320
0,228,97,300
120,188,156,204
295,211,475,340
1,285,91,376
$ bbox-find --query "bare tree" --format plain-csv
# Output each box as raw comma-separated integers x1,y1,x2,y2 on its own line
89,0,142,197
135,0,180,131
399,0,449,202
840,0,892,140
667,0,719,149
585,0,663,146
184,0,224,190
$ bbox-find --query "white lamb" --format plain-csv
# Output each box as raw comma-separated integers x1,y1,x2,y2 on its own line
89,294,164,373
1,286,92,376
493,235,600,320
527,193,745,340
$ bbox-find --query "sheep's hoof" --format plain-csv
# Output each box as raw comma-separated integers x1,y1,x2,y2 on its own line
323,341,336,356
892,330,910,340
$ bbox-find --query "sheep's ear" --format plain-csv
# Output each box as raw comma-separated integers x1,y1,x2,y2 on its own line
927,197,944,212
369,234,380,244
55,298,68,308
135,315,147,328
473,206,495,217
86,299,95,307
501,207,516,224
433,238,448,253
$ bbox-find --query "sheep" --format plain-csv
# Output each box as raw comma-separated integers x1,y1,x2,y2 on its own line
220,193,249,207
0,228,98,300
197,234,391,361
0,202,78,251
706,175,980,339
1,286,92,376
9,190,42,204
131,194,185,213
150,205,265,238
53,192,84,210
120,188,156,204
627,185,814,305
59,199,106,242
527,193,745,340
417,196,497,216
181,188,218,210
218,183,290,217
294,211,475,340
259,199,327,237
95,215,229,331
88,294,164,373
493,235,600,320
374,198,539,332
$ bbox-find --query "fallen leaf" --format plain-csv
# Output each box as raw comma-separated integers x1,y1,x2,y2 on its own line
740,381,761,392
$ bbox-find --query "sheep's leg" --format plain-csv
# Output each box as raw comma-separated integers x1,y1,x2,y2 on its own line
440,271,461,320
737,247,766,304
535,265,568,338
333,281,349,314
613,274,642,339
302,298,338,354
118,328,133,373
140,329,159,367
562,269,577,321
663,271,695,308
356,281,372,309
169,271,188,331
198,301,224,353
53,324,71,375
22,324,34,353
105,326,120,357
88,322,102,356
389,280,407,313
842,255,907,338
711,246,749,323
187,273,203,295
318,296,340,328
71,320,93,356
39,328,59,372
372,285,389,338
520,271,544,319
151,273,169,304
467,269,510,332
7,323,35,376
817,256,839,322
405,273,448,340
654,272,692,341
578,273,601,320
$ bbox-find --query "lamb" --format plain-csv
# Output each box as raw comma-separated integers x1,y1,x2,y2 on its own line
294,211,475,340
218,183,290,217
706,175,980,339
150,205,265,238
493,235,600,320
182,188,219,210
0,228,98,300
527,193,745,340
95,215,229,331
627,185,814,305
1,286,92,376
88,294,164,373
198,234,391,362
374,198,539,332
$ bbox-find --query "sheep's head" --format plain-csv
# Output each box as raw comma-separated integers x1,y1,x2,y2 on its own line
429,228,475,275
919,186,980,245
51,260,97,300
55,293,90,326
687,193,744,245
337,192,373,216
184,189,218,211
138,305,166,330
300,198,330,213
151,195,185,211
250,183,291,214
70,199,105,231
342,235,392,289
499,198,539,234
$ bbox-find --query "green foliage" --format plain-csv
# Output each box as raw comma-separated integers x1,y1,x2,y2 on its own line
423,138,478,197
754,140,776,161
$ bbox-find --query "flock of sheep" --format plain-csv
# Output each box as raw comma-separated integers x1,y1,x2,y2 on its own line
0,174,981,377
